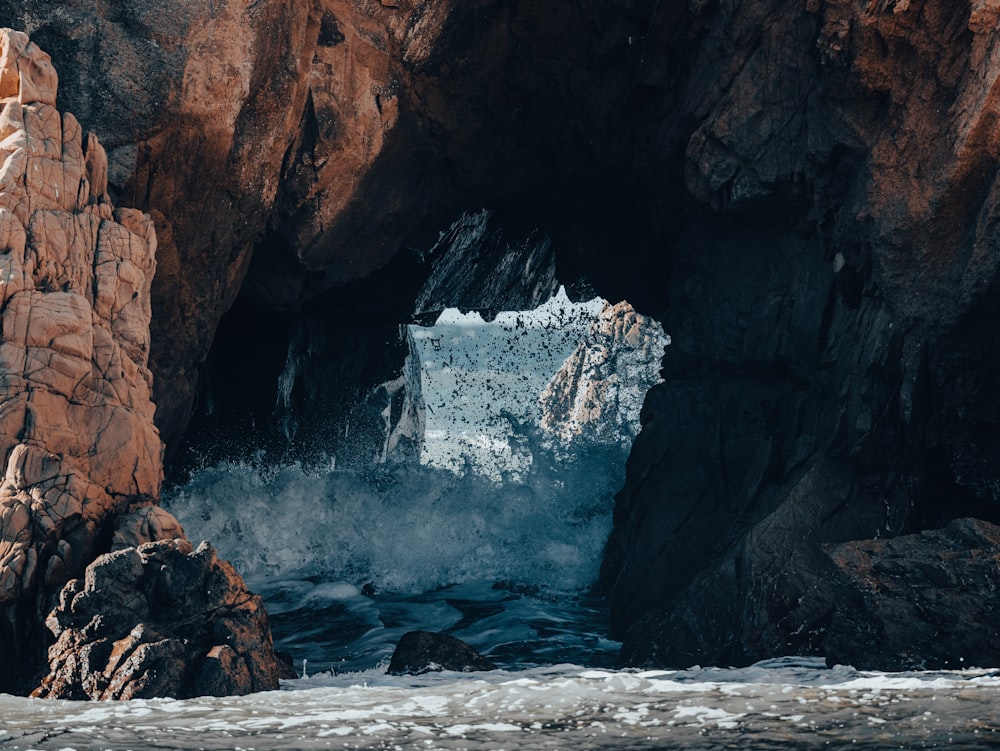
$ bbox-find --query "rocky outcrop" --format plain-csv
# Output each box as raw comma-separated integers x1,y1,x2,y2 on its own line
0,28,165,693
387,630,496,676
0,0,323,455
540,301,667,446
0,29,282,698
414,210,561,323
33,539,283,700
823,518,1000,672
598,0,1000,669
4,0,1000,675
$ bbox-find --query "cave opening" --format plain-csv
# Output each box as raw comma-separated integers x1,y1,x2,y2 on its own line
163,209,670,673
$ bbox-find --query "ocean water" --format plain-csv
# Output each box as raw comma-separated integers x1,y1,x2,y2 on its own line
5,298,999,749
3,659,999,749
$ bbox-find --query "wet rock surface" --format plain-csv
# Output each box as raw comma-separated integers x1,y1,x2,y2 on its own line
824,518,1000,672
33,539,283,699
388,631,496,676
2,0,1000,675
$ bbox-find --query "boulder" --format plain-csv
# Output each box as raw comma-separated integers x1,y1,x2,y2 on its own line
33,539,283,699
824,518,1000,671
387,631,496,676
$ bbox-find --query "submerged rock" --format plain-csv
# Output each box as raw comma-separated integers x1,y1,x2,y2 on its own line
388,631,496,676
33,539,283,700
824,518,1000,671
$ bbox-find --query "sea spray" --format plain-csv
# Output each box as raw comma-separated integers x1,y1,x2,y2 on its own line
164,437,625,593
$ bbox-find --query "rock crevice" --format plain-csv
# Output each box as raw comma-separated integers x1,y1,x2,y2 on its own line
0,28,282,698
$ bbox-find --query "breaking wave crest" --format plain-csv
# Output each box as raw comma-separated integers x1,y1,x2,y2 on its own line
164,440,625,595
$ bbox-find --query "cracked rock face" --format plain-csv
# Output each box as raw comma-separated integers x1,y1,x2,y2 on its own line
33,539,285,700
540,301,668,447
5,0,1000,677
0,29,282,699
0,28,166,692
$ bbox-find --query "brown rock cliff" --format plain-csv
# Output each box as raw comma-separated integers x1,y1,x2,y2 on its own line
0,29,282,697
0,29,164,691
3,1,1000,672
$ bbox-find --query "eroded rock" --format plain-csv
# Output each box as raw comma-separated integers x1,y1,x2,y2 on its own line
0,29,281,699
33,539,282,699
540,301,668,446
0,27,167,692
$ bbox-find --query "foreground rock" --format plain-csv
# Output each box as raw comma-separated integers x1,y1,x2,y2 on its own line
0,29,281,698
33,539,282,699
388,631,495,676
824,518,1000,672
0,27,165,693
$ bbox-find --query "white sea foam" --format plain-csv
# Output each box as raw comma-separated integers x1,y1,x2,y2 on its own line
4,661,1000,750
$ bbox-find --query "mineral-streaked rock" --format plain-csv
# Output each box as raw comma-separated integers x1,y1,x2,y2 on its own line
33,539,284,700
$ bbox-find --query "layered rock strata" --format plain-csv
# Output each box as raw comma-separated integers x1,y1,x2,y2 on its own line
0,29,280,698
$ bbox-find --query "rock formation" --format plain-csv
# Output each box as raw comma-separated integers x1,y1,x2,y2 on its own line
388,630,496,676
1,0,999,674
824,518,1000,672
599,0,1000,668
0,28,281,698
0,28,164,693
540,301,667,446
33,539,284,700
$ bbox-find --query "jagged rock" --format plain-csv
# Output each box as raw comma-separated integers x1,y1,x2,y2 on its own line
414,210,561,322
0,29,281,700
387,630,496,676
0,27,166,692
823,518,1000,671
599,0,1000,669
540,301,667,446
33,539,282,700
112,504,186,551
5,0,1000,677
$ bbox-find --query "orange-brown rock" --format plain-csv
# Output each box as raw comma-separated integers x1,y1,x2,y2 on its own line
33,539,283,700
4,0,1000,676
0,29,286,698
0,28,171,692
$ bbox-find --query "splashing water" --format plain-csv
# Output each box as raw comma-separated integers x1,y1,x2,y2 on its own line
163,437,627,672
164,291,660,673
14,288,1000,749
